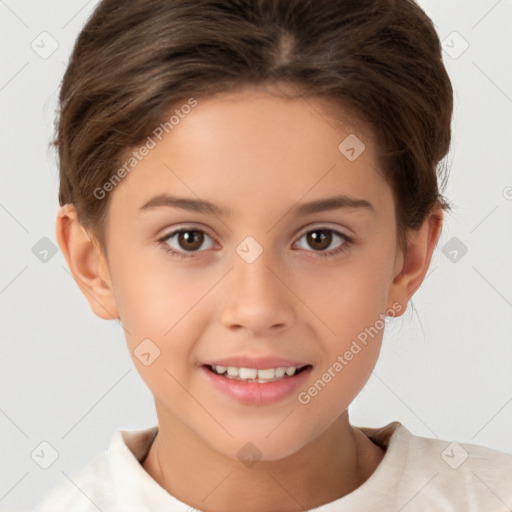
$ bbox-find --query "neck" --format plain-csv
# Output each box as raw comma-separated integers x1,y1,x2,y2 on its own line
142,410,384,511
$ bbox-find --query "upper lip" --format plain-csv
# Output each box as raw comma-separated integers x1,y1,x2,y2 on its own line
202,356,311,370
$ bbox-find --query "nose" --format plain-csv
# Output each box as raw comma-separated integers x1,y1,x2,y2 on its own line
219,248,296,336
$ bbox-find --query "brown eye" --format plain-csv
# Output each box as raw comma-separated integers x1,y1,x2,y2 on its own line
295,227,352,258
159,228,215,257
307,230,332,251
177,230,204,251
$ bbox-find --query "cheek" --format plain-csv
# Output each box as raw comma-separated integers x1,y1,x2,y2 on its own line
302,251,391,402
306,254,393,335
109,250,220,381
110,246,204,336
298,331,383,434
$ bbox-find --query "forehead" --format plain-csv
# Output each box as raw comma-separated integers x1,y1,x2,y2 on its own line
108,85,390,221
169,83,377,155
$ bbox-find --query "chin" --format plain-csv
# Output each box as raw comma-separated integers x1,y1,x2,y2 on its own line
207,427,314,465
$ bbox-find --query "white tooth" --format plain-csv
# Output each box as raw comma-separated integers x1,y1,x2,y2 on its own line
215,365,226,374
285,366,297,376
275,367,286,378
227,366,239,377
239,367,257,379
257,368,275,379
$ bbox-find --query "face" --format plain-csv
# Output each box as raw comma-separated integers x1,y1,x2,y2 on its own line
100,84,404,460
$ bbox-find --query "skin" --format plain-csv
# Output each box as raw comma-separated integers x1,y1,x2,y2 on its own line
56,83,442,512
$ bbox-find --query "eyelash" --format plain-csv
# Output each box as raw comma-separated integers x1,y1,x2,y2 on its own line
157,226,354,260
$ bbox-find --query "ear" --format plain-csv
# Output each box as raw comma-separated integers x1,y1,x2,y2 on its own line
56,204,119,320
387,208,443,316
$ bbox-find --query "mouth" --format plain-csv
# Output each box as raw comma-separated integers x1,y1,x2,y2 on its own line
201,362,313,405
204,364,312,383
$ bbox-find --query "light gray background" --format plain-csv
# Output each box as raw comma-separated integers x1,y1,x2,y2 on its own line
1,0,511,510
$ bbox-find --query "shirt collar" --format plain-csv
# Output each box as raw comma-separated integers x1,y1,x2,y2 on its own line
111,425,192,511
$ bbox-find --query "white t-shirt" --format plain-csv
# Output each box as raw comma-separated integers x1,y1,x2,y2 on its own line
33,421,512,511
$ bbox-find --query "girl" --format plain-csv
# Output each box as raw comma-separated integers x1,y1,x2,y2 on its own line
35,0,512,510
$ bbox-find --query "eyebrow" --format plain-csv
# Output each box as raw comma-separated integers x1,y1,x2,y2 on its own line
139,193,375,217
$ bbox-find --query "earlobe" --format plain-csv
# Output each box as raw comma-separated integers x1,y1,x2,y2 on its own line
386,209,443,316
55,204,119,320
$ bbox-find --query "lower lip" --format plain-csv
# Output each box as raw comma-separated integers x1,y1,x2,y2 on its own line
201,365,312,405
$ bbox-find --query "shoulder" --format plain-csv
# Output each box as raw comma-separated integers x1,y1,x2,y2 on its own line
33,427,161,512
371,422,512,510
32,447,115,512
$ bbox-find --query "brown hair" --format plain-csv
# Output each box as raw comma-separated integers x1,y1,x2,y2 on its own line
54,0,453,255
